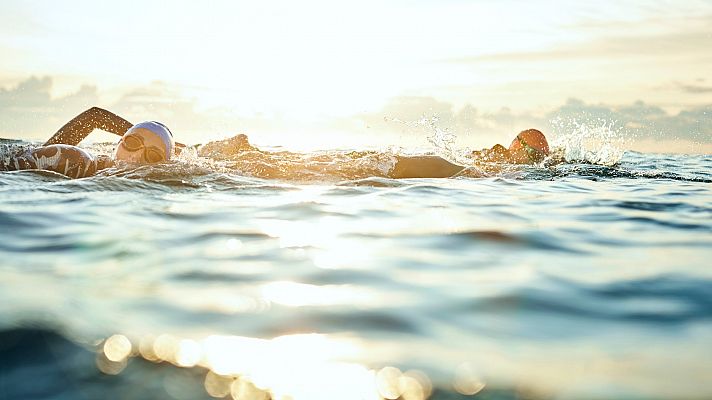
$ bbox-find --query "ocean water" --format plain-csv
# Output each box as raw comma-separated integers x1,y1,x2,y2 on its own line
1,138,711,400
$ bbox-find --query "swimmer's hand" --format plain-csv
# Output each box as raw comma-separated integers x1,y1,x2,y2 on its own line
96,154,113,170
198,134,258,158
471,144,509,162
173,141,186,156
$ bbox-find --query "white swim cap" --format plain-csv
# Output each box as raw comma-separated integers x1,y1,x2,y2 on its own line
125,121,174,159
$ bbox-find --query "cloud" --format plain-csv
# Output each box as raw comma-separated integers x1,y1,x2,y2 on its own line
676,81,712,94
108,83,303,144
0,76,313,145
440,17,712,113
1,76,710,153
451,32,710,64
547,98,711,143
0,77,246,143
447,14,712,64
110,81,225,135
0,76,99,138
357,96,542,145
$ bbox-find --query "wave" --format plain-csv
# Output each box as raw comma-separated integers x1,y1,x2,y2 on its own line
548,162,712,183
2,134,709,185
0,326,536,400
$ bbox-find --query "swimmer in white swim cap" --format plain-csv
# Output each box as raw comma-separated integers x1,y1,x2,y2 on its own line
114,121,175,164
1,107,185,178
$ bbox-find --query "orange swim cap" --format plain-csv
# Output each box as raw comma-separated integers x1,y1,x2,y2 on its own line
509,129,549,158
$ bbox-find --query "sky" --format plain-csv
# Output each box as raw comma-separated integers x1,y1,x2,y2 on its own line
1,0,711,152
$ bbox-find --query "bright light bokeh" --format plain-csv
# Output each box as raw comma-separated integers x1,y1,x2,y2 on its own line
112,332,395,400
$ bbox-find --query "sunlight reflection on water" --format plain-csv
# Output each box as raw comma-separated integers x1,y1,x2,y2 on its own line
99,332,434,400
1,151,711,399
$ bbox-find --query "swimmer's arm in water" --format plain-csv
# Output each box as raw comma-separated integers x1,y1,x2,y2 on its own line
29,144,100,178
390,155,466,179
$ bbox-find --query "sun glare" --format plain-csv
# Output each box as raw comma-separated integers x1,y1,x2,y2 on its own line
98,330,435,400
2,1,633,119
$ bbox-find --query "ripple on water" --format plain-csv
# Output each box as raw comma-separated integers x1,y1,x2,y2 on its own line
262,309,421,336
2,150,712,399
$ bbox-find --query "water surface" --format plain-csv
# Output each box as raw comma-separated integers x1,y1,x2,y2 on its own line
1,142,711,400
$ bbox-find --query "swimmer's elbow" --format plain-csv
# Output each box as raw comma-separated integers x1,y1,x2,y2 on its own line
87,106,112,115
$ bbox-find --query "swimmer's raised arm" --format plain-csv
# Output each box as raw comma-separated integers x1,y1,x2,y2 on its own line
44,107,187,151
44,107,134,146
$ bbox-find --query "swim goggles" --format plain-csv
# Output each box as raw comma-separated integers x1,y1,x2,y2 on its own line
516,135,546,163
121,134,167,163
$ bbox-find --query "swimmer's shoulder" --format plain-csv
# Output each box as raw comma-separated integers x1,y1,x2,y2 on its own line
31,144,104,178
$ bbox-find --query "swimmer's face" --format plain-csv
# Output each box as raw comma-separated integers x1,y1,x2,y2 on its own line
508,143,539,164
114,128,169,164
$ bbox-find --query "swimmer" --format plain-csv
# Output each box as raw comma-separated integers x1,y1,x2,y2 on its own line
388,129,550,178
193,128,549,179
0,107,182,178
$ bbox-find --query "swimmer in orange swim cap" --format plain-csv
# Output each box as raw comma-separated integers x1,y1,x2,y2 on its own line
469,129,550,164
507,129,550,164
389,129,551,178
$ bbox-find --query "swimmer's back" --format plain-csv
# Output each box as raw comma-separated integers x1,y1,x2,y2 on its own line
390,155,466,179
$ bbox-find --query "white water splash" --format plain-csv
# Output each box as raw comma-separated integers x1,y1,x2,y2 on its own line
419,115,459,159
550,118,630,166
0,144,15,166
0,142,35,170
384,115,470,165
